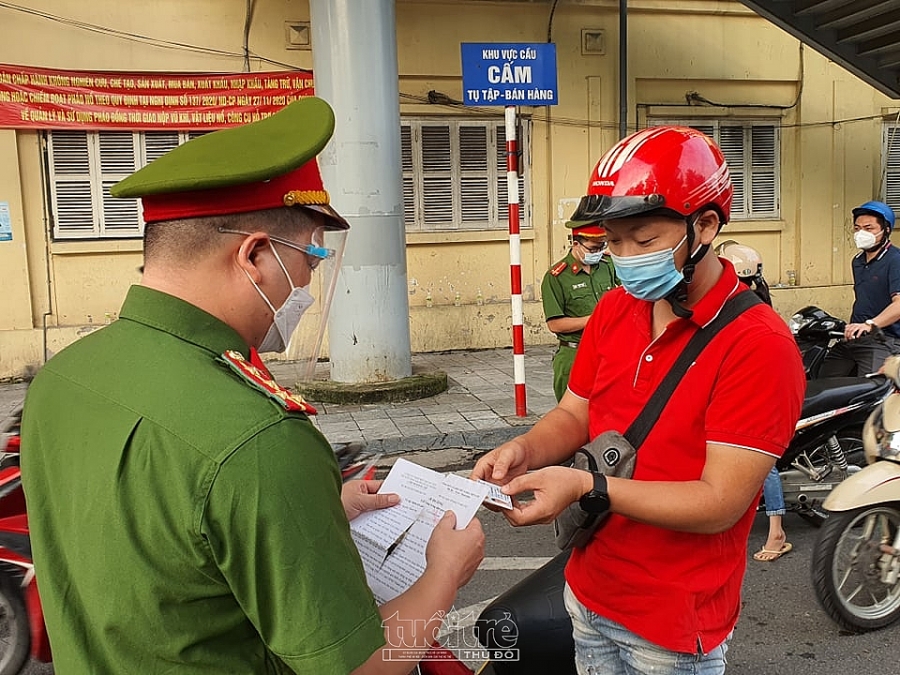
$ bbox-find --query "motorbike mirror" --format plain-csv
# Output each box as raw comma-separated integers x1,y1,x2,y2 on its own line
883,354,900,387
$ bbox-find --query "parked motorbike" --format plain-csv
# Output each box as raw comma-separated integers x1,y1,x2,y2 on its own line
779,374,891,525
789,306,847,379
812,354,900,632
0,407,50,675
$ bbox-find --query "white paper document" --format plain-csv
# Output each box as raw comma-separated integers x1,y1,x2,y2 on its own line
350,457,497,605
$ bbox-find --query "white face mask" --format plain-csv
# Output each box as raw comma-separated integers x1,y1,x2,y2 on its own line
854,229,879,251
247,242,315,353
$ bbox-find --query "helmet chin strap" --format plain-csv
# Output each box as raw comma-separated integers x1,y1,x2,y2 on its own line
665,215,709,319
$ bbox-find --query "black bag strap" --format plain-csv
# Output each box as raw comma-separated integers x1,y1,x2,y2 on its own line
623,290,763,449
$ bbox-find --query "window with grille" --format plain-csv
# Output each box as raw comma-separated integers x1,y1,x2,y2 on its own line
648,120,780,220
401,118,529,231
884,123,900,215
47,130,206,239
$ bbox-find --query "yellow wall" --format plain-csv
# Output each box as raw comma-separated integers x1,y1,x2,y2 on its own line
0,0,898,378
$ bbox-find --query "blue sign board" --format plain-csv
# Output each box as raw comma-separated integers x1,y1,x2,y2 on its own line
461,43,558,106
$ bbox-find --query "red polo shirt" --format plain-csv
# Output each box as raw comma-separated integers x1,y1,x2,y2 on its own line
565,259,805,654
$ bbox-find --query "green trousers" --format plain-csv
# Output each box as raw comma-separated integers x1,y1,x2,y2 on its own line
552,344,578,402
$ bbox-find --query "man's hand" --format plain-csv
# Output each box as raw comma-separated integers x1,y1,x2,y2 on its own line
425,511,485,589
845,322,875,340
341,480,400,521
499,466,593,526
470,439,530,486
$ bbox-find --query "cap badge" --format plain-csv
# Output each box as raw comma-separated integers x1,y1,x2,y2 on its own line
284,189,330,207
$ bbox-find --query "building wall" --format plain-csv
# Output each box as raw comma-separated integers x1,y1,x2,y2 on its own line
0,0,896,378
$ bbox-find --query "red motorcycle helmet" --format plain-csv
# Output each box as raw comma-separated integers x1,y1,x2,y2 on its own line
568,126,734,226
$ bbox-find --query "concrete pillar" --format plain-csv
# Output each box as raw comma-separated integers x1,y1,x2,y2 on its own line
309,0,412,383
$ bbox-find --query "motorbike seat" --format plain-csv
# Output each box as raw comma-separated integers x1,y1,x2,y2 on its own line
475,550,577,675
801,376,890,419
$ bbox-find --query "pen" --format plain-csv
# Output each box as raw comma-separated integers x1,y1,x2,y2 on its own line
384,523,413,560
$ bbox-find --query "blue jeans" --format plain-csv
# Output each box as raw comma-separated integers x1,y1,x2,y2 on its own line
761,466,785,516
564,584,730,675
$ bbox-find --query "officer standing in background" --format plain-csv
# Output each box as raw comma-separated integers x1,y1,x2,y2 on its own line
541,222,618,401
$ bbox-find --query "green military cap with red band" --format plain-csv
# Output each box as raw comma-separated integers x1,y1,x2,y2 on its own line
110,96,349,230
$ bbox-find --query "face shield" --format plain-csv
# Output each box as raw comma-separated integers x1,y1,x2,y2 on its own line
281,226,347,380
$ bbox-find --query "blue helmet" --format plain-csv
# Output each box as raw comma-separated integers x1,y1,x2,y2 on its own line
852,200,896,232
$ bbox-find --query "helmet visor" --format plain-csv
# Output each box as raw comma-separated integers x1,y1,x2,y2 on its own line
567,193,667,226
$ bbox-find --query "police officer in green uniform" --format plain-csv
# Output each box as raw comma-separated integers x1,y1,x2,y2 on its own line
541,222,618,400
20,98,484,675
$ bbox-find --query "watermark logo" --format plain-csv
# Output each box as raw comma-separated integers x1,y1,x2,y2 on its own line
381,608,520,663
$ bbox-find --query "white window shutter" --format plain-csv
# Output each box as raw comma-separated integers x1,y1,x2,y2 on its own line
399,117,529,232
144,131,181,163
49,131,97,237
54,181,96,235
750,125,778,216
421,124,454,228
400,124,416,228
96,132,141,236
885,124,900,214
459,125,489,225
718,125,746,217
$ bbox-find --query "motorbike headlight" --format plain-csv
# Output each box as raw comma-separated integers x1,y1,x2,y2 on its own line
864,395,900,463
788,313,811,335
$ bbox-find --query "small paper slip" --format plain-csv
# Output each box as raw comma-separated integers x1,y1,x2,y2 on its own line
349,458,490,604
479,480,513,510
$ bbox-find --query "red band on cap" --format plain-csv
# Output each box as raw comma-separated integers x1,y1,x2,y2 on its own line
140,159,327,223
572,224,606,237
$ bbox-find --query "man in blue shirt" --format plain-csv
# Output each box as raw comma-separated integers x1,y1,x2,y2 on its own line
821,200,900,377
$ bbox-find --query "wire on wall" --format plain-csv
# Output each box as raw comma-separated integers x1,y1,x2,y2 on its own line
547,0,561,43
242,0,256,73
0,0,292,69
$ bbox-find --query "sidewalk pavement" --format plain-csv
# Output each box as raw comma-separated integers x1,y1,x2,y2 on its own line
0,346,558,455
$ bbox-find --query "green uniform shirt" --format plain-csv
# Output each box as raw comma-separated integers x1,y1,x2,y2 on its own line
540,251,617,344
541,251,617,400
20,286,384,675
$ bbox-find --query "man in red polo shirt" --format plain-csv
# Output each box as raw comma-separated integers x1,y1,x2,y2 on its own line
473,126,805,674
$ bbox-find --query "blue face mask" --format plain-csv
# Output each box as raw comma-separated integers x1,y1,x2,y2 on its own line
610,236,688,301
582,251,605,266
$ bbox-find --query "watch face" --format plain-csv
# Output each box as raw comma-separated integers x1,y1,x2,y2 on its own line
579,474,610,514
580,491,611,514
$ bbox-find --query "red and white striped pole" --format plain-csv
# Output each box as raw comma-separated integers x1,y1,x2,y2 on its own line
505,105,527,417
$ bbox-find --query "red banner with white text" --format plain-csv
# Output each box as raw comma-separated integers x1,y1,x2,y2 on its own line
0,63,314,130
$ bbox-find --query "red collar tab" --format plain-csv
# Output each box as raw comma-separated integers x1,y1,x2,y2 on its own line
219,350,316,415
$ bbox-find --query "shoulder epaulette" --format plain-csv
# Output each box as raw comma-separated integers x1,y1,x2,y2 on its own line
218,350,316,414
550,261,567,276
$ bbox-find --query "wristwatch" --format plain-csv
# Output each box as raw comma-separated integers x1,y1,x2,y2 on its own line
579,473,611,514
866,319,877,328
